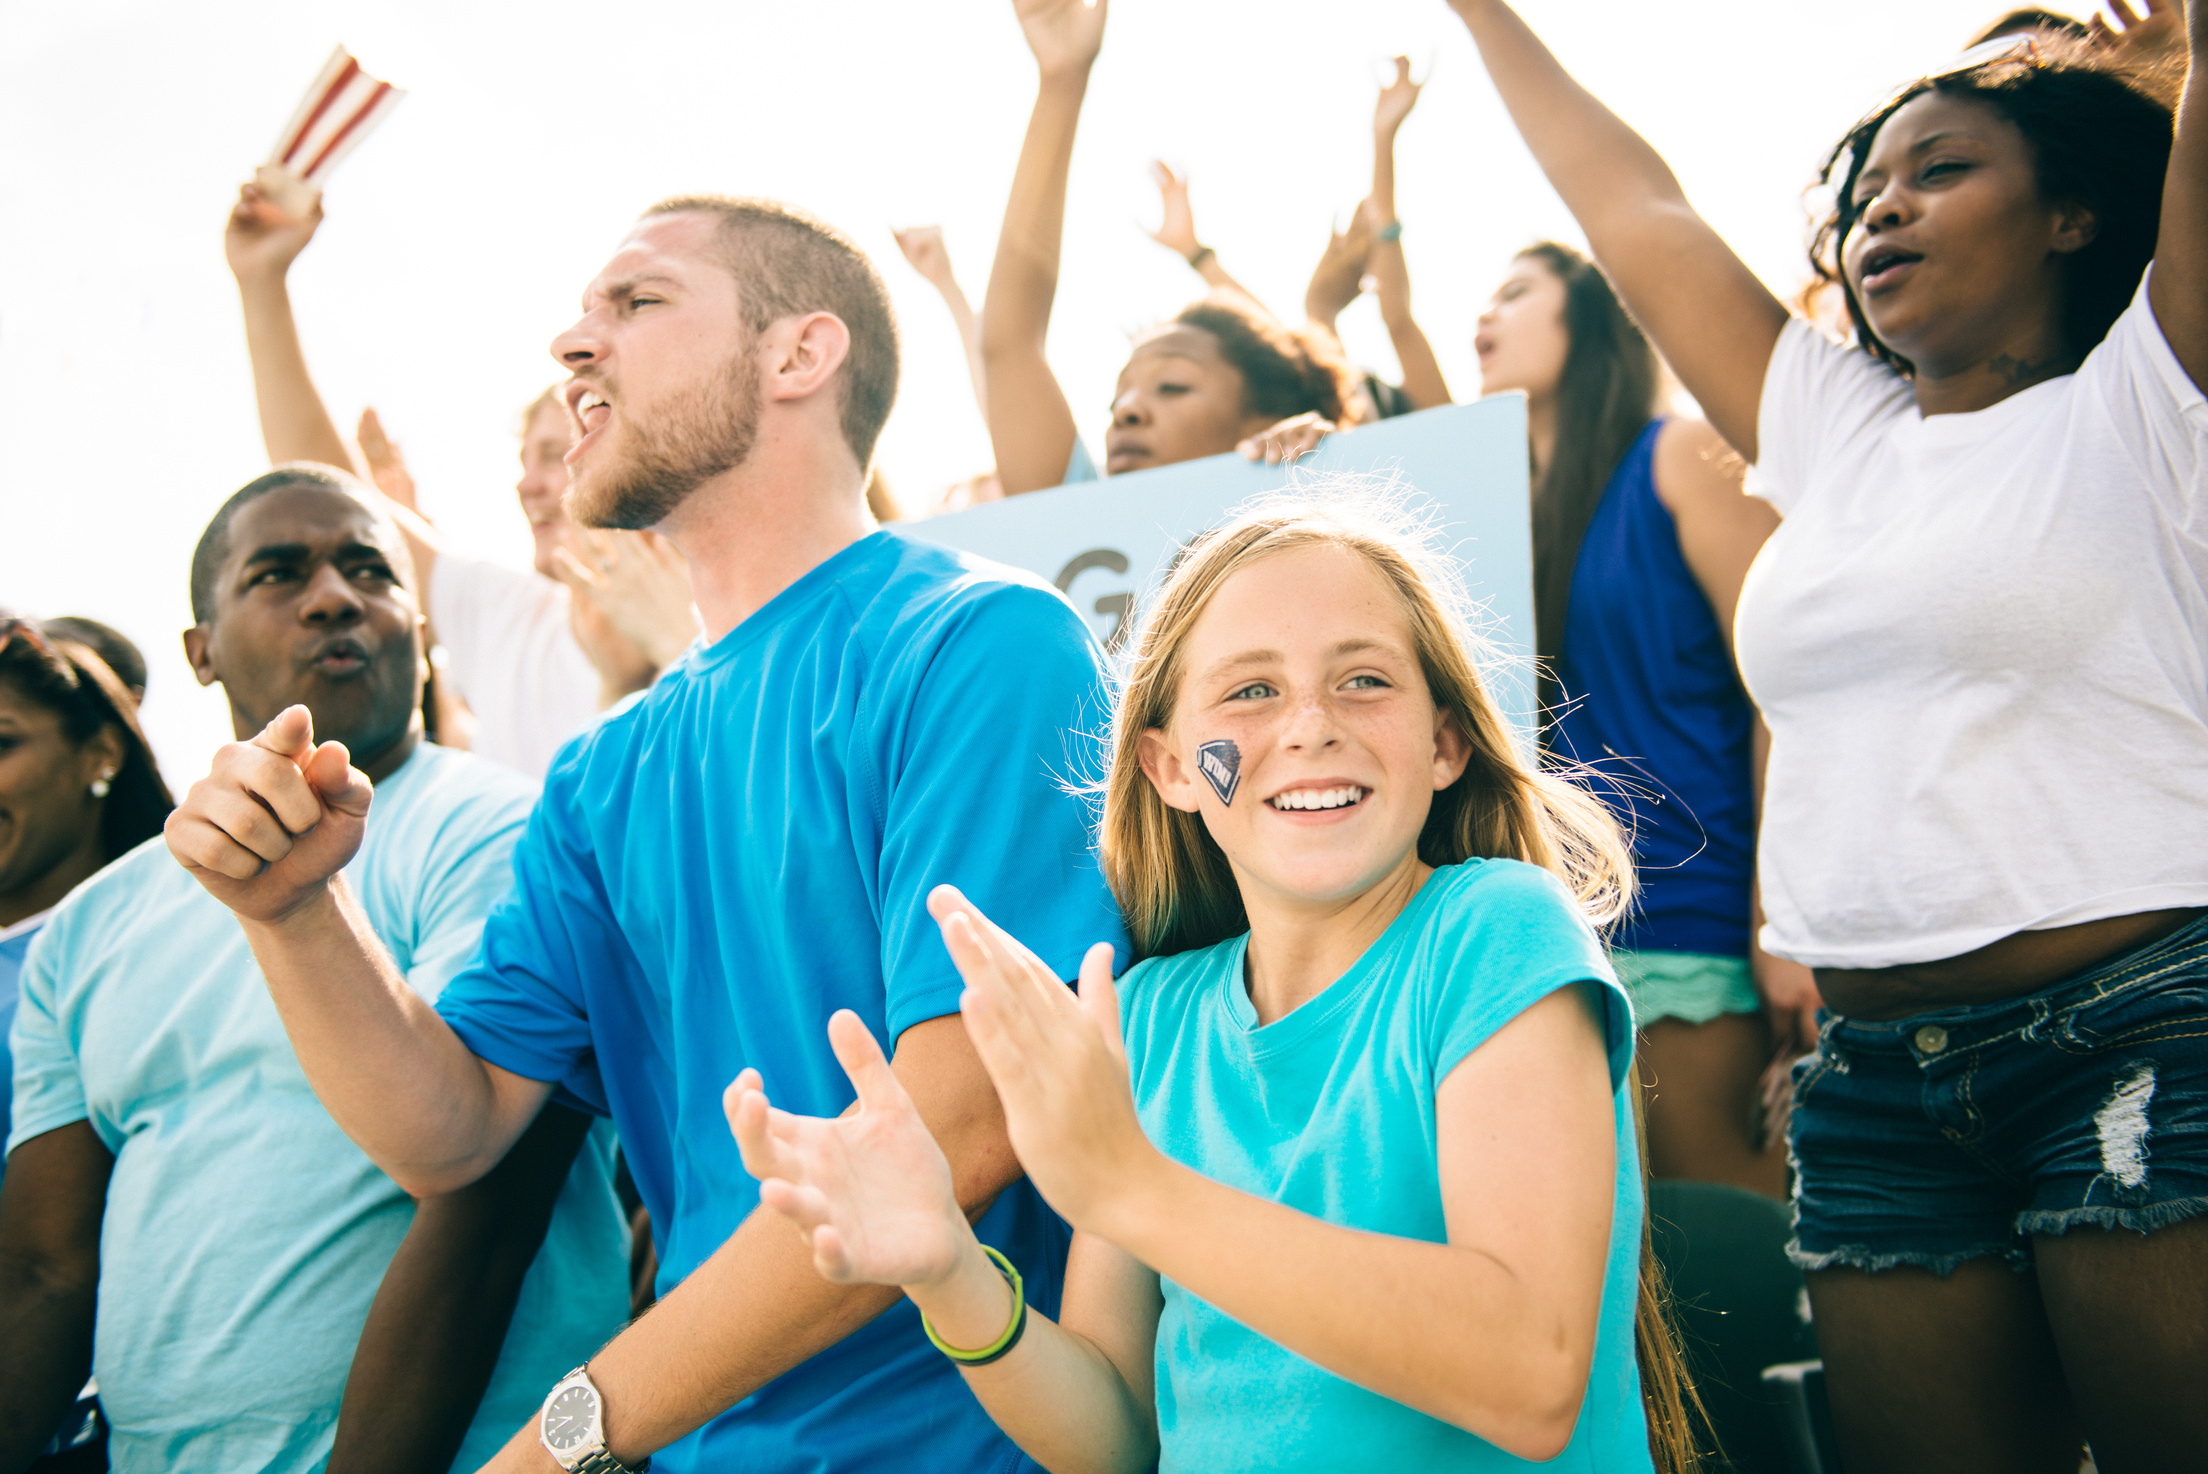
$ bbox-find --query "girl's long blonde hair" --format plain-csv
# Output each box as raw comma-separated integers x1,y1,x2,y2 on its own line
1096,487,1710,1473
1100,488,1632,959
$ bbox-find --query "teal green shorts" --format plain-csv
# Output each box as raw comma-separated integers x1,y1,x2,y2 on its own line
1612,950,1759,1027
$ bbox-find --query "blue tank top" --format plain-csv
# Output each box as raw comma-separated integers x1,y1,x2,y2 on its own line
1552,420,1756,958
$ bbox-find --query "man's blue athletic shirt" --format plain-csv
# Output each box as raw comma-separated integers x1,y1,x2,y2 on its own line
436,529,1128,1474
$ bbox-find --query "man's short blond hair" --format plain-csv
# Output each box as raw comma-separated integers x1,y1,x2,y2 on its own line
643,195,900,469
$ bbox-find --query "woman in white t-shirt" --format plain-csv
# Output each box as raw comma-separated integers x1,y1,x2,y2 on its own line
1444,2,2206,1468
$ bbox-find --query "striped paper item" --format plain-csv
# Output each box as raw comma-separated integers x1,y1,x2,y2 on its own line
268,46,405,185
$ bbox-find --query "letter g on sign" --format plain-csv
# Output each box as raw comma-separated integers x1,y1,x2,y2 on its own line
1054,548,1134,651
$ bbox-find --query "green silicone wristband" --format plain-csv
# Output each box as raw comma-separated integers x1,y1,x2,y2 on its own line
1376,220,1404,244
921,1244,1028,1366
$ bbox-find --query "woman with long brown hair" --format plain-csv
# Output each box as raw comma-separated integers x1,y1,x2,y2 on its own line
1376,227,1818,1196
0,617,172,1171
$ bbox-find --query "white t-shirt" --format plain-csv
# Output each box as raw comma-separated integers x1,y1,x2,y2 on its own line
1738,275,2208,969
429,552,602,779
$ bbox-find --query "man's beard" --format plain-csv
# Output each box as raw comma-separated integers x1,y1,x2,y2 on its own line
570,342,762,530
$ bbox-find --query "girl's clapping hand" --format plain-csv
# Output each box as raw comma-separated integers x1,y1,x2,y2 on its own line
929,886,1153,1235
725,1012,972,1289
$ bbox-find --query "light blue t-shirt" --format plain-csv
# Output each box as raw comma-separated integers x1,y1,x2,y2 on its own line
1066,437,1101,485
7,742,630,1474
435,530,1129,1474
1118,858,1653,1473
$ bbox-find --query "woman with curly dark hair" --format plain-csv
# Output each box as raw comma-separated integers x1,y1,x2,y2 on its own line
980,0,1354,495
0,618,172,1172
1442,0,2207,1467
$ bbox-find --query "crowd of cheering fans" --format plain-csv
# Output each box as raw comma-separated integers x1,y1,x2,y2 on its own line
1,1,2202,1471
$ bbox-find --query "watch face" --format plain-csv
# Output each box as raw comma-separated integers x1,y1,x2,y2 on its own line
543,1383,599,1452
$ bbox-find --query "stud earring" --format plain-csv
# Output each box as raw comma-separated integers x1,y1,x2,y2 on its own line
89,772,113,799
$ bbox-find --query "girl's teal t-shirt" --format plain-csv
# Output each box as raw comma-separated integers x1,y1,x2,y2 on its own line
1117,857,1654,1473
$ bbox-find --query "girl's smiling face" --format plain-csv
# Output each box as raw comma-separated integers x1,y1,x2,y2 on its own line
1137,542,1471,912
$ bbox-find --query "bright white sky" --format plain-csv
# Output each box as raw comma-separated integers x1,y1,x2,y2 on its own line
0,0,2030,781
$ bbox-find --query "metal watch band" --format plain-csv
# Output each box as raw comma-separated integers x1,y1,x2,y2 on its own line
571,1452,646,1474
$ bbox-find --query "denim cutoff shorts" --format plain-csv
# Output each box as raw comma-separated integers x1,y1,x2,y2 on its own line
1787,913,2208,1275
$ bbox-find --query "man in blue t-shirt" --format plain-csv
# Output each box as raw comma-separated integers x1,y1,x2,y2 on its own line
167,195,1127,1473
4,466,627,1472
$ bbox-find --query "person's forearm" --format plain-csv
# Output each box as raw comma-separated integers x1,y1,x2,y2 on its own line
1093,1151,1589,1458
925,273,991,415
235,272,358,472
0,1261,95,1472
493,1035,1028,1471
1372,122,1401,225
1370,241,1452,411
0,1127,111,1473
2147,0,2208,387
980,68,1090,493
505,1207,902,1468
1445,2,1688,248
1367,130,1451,408
237,878,519,1192
905,1237,1156,1474
981,70,1088,362
1192,254,1262,309
331,1106,594,1474
533,1144,1026,1467
1445,0,1782,453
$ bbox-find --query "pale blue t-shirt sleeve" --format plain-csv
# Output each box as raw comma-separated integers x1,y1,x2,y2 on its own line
1426,861,1632,1092
435,772,622,1110
400,791,534,1003
873,583,1127,1041
7,923,91,1156
1064,438,1100,485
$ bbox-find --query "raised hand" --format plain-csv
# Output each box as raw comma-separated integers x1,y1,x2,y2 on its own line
165,705,373,923
355,408,419,512
931,887,1149,1232
1014,0,1107,79
727,1010,973,1288
892,225,955,288
553,528,702,671
225,164,324,286
1304,208,1374,327
1146,161,1201,260
1238,410,1337,465
1374,55,1424,138
2089,0,2189,77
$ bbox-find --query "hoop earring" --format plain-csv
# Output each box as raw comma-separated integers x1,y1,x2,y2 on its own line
89,773,112,799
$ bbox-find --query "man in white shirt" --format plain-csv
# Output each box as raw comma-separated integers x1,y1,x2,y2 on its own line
226,164,702,779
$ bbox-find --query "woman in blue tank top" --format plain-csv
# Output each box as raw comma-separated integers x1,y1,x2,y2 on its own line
1403,242,1823,1197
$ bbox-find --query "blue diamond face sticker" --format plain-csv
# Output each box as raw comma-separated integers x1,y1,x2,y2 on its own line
1196,739,1241,806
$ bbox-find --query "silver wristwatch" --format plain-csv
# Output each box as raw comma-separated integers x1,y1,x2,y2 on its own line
538,1365,648,1473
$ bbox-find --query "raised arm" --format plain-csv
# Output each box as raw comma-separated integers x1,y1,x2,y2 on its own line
0,1124,111,1474
980,0,1109,494
1366,57,1454,410
550,529,701,696
893,226,991,417
2145,0,2207,388
1444,0,1787,455
164,707,550,1192
1146,164,1266,307
226,167,358,473
354,408,446,594
329,1104,596,1474
1303,210,1374,340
